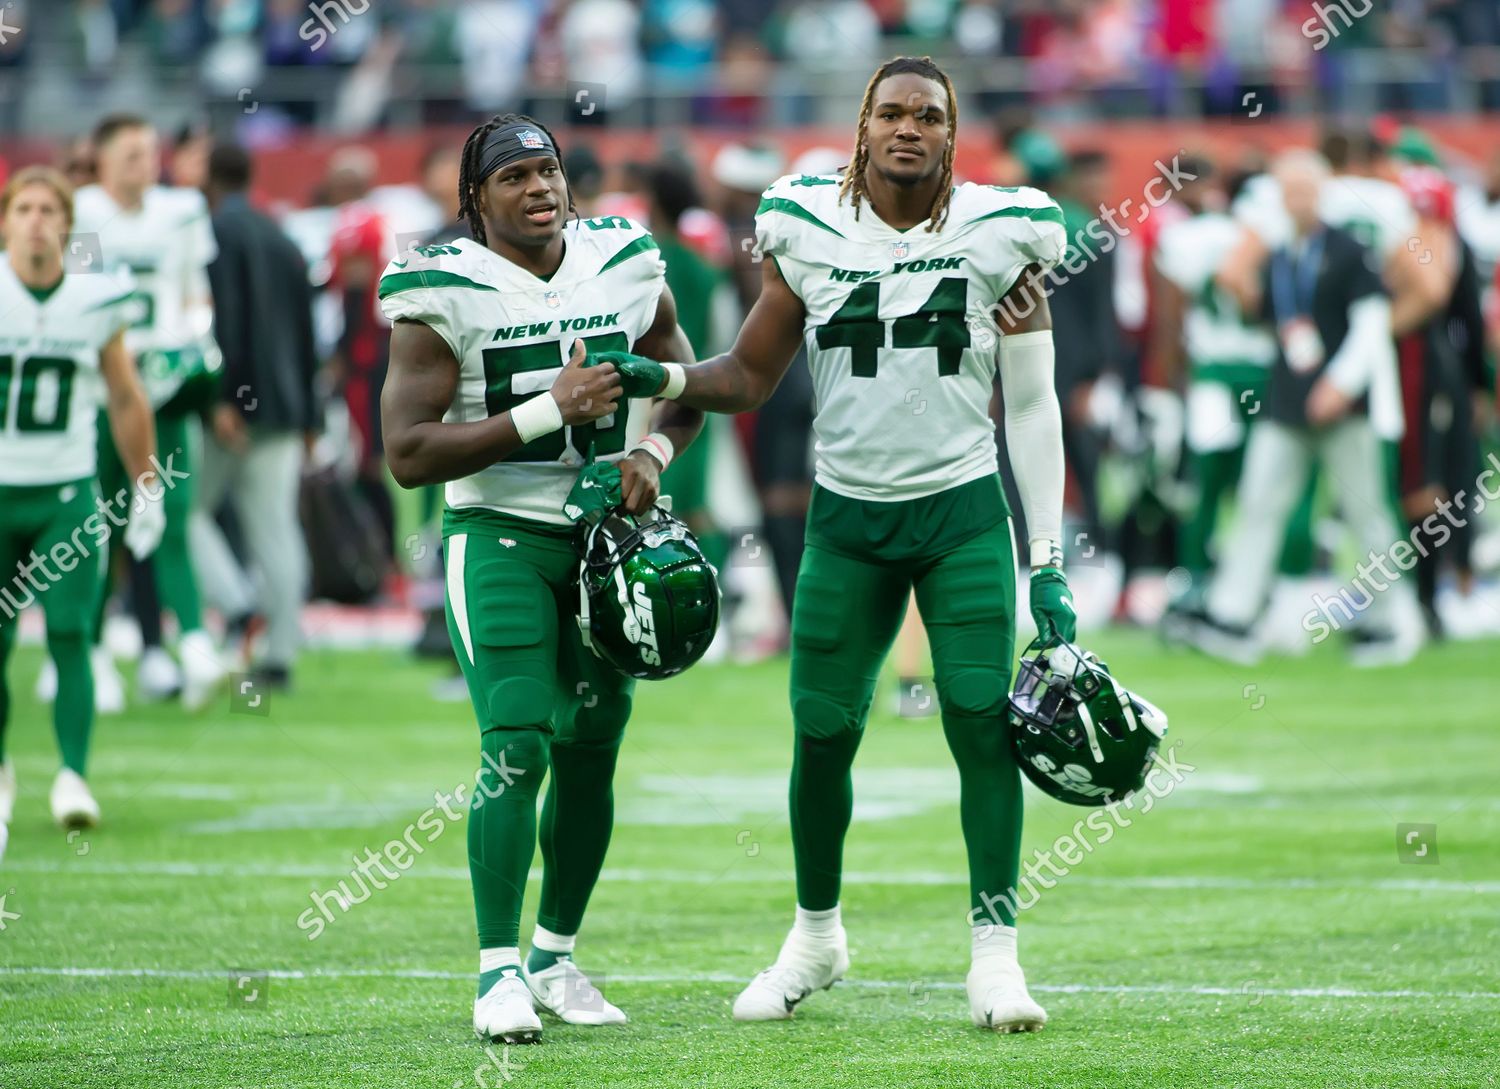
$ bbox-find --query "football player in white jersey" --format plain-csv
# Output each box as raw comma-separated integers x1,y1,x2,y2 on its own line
1220,128,1452,448
379,115,704,1044
619,56,1074,1032
1152,162,1316,623
0,167,162,840
71,114,225,711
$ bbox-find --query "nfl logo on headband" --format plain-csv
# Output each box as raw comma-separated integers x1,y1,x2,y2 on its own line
518,130,545,150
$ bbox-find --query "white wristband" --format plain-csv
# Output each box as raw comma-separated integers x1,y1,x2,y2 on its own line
510,392,564,444
1030,539,1063,569
630,432,675,470
660,362,687,400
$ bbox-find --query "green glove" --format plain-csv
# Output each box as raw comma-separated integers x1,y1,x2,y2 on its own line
584,349,666,399
562,462,622,526
1029,566,1077,645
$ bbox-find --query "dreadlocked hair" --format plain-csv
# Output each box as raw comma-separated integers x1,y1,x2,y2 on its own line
838,55,959,234
458,113,575,246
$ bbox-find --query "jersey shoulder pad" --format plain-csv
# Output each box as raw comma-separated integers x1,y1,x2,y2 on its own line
377,237,498,329
1154,212,1234,291
755,173,847,257
569,215,664,279
949,183,1066,268
71,185,112,229
145,185,210,227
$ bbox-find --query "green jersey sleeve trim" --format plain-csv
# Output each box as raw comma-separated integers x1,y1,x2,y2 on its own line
85,291,137,313
756,197,845,238
598,234,661,274
962,204,1065,228
377,269,498,299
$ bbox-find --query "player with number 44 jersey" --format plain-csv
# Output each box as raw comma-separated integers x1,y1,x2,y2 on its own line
625,56,1075,1033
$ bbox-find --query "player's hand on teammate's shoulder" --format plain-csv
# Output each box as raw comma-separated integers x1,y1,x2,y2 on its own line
550,339,621,425
618,449,661,514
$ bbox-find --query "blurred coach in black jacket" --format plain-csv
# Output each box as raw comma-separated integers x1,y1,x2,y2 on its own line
193,143,318,686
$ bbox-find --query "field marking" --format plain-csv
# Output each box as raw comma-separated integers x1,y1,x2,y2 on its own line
6,859,1498,894
2,966,1498,1002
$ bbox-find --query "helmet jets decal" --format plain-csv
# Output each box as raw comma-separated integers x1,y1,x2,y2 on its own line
620,579,661,668
1008,637,1168,807
576,506,722,680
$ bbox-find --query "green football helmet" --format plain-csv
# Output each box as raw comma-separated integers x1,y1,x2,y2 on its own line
1008,637,1168,807
575,505,721,680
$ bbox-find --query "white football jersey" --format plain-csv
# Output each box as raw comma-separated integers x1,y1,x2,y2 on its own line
378,220,665,525
72,184,217,358
1155,212,1276,369
755,175,1065,502
1232,172,1416,260
0,262,136,485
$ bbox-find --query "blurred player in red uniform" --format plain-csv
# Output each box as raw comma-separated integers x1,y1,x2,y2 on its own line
325,149,395,559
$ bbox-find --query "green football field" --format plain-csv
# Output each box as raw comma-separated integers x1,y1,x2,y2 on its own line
2,632,1497,1088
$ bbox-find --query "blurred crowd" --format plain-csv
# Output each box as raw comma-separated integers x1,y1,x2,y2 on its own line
10,97,1496,721
5,0,1500,132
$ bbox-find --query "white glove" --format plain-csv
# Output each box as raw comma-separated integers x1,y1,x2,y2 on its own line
124,487,167,560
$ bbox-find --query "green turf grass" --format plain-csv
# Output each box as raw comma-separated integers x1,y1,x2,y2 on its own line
2,632,1497,1087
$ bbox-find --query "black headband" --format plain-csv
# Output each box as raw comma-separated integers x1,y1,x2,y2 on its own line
477,123,559,183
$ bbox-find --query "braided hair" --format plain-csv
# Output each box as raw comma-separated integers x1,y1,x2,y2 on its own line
458,113,575,246
837,56,959,234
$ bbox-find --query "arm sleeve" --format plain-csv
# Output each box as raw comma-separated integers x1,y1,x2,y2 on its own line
999,329,1065,564
1321,240,1389,397
1323,295,1393,398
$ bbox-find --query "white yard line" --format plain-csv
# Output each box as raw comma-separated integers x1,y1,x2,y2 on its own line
5,860,1497,894
1,965,1497,1002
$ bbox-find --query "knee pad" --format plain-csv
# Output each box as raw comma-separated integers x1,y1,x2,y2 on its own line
483,676,552,731
564,693,631,749
792,692,865,742
938,666,1010,720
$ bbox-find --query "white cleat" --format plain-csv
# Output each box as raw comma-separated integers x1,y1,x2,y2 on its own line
968,961,1047,1034
732,925,849,1021
473,972,544,1044
137,647,183,703
35,659,57,703
50,768,101,830
524,958,627,1025
0,761,16,824
178,630,227,712
91,646,127,715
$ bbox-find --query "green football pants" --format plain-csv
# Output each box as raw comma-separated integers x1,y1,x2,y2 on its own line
444,524,634,947
0,479,106,773
94,412,202,640
788,518,1025,924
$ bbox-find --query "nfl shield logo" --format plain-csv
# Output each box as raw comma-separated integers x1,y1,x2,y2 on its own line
891,241,909,260
518,129,545,150
544,291,561,309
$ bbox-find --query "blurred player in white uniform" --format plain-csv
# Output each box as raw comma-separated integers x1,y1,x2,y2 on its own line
70,114,226,712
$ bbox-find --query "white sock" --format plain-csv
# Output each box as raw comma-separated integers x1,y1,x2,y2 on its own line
972,924,1019,966
479,946,521,974
531,925,576,957
793,904,841,941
